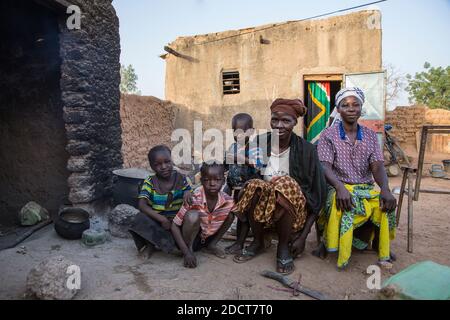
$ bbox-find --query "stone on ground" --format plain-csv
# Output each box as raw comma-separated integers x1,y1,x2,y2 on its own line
26,255,80,300
109,204,139,238
19,202,49,226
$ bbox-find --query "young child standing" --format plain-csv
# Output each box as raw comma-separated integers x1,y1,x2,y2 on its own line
129,145,192,258
171,162,236,268
223,113,263,254
224,113,263,192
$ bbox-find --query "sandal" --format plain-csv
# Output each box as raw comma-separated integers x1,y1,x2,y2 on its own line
276,257,295,275
233,248,260,263
378,260,394,270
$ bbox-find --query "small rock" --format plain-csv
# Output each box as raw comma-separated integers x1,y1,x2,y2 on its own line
108,204,139,239
26,255,80,300
81,229,107,247
16,246,27,255
379,284,398,299
19,202,49,226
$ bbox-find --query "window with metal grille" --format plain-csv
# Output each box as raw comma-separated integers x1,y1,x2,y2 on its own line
222,71,240,95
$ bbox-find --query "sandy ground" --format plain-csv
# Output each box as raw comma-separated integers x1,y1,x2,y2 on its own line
0,175,449,300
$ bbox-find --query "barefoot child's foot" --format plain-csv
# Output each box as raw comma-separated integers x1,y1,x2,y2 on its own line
205,244,226,259
138,244,155,259
225,242,243,255
312,242,328,260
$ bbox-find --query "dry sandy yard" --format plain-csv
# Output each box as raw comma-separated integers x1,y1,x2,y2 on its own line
0,176,449,300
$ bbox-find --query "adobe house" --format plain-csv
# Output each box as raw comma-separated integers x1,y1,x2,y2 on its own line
0,0,122,228
163,10,386,143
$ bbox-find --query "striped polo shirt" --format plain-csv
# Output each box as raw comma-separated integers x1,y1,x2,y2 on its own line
138,173,191,217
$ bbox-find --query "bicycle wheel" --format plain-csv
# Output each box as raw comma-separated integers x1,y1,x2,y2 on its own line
391,140,411,166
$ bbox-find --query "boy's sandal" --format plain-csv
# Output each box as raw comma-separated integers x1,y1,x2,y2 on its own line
276,257,295,275
233,248,259,263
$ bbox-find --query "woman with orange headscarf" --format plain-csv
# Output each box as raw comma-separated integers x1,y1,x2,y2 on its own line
229,98,327,275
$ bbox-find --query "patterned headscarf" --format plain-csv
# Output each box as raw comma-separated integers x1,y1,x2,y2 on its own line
335,87,365,108
270,98,307,119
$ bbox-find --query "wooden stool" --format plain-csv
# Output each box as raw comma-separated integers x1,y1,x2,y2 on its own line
396,165,417,253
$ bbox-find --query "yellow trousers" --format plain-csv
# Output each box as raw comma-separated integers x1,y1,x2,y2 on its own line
318,184,396,268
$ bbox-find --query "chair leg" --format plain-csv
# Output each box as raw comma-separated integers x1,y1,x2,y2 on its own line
407,170,414,253
396,168,409,226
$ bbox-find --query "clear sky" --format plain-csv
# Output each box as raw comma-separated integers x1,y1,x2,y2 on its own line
113,0,450,107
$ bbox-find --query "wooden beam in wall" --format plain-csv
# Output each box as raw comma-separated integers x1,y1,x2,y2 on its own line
304,74,343,81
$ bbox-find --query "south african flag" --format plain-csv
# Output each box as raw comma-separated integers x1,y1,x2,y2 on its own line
306,82,331,143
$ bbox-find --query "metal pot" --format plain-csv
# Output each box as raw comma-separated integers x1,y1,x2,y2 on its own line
443,160,450,174
430,164,446,178
54,207,90,240
112,168,151,208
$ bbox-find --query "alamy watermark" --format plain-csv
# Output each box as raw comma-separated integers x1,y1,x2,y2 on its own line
170,121,281,167
66,5,81,30
66,264,81,290
366,265,381,290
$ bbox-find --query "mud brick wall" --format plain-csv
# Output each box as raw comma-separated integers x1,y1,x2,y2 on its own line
424,109,450,153
385,105,427,145
386,105,450,153
120,94,177,170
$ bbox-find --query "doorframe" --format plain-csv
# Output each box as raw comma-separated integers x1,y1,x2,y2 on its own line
303,74,343,82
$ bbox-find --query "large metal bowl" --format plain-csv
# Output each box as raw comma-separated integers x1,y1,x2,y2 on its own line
112,168,152,208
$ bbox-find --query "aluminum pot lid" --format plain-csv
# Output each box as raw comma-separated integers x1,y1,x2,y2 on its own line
112,168,152,179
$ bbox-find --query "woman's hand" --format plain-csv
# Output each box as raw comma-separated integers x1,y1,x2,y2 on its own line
380,188,397,212
335,185,354,212
291,237,306,258
183,190,193,206
183,251,197,268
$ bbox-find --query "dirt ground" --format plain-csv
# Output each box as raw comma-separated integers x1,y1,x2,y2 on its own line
0,175,449,300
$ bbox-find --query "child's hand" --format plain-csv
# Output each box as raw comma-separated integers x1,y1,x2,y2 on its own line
160,217,172,230
184,252,197,268
183,191,193,206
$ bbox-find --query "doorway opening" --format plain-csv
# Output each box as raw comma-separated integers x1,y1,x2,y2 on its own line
303,76,342,143
0,0,70,231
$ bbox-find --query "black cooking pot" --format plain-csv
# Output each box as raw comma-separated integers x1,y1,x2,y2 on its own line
112,168,151,208
54,207,90,240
